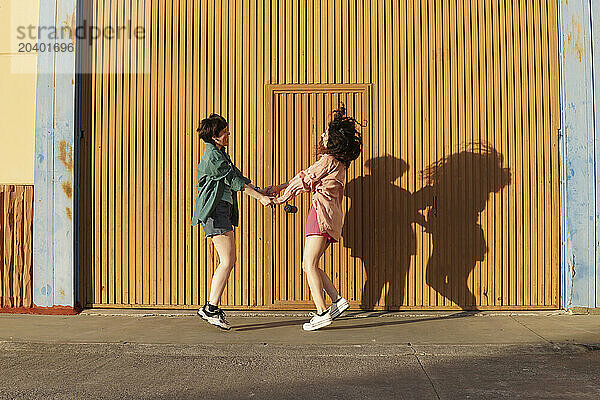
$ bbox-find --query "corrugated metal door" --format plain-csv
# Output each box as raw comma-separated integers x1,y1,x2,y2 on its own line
266,85,370,308
80,0,560,310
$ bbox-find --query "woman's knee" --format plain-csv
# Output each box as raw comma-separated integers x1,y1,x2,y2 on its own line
302,258,318,273
220,254,237,269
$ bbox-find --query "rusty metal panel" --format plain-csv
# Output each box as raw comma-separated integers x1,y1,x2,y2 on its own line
0,185,34,309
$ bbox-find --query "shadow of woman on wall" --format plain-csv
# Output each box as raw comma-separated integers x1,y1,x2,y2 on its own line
415,144,511,308
342,145,511,310
342,156,426,310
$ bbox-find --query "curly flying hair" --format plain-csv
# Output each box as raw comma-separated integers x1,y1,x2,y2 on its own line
318,103,364,167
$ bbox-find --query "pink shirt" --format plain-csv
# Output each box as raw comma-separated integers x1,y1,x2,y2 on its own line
274,154,347,241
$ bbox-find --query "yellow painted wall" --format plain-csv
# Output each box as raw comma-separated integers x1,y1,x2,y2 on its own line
0,0,39,184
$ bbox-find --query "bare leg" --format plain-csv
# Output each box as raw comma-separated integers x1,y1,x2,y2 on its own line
303,236,332,313
208,231,237,305
318,269,339,302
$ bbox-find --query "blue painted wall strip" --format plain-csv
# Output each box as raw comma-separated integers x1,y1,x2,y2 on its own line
559,0,599,308
34,0,78,308
52,0,77,307
33,1,58,308
591,0,600,308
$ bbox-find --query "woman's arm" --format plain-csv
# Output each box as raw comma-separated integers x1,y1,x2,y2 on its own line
242,184,273,206
264,182,290,197
272,156,332,204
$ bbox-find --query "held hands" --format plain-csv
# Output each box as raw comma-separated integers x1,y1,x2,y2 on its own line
244,184,275,207
263,185,283,197
253,186,274,207
260,194,274,207
255,184,287,208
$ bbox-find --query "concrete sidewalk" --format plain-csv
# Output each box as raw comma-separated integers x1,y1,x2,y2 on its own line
2,310,599,346
1,311,599,399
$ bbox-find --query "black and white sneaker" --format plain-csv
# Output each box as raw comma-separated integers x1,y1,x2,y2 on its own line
197,305,231,330
329,297,349,320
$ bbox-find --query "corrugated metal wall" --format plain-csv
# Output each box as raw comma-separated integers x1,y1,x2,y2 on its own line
80,0,561,309
0,185,34,309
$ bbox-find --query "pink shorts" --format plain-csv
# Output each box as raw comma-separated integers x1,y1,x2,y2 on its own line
305,205,337,243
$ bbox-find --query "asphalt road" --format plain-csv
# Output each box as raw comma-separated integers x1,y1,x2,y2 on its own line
1,312,599,399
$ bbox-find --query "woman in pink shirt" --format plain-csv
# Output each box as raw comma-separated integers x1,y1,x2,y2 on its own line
267,105,363,331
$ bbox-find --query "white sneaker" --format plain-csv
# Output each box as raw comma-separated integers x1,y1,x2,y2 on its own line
197,306,231,330
302,311,332,331
329,297,349,320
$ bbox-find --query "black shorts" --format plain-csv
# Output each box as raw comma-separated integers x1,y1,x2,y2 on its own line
200,200,234,238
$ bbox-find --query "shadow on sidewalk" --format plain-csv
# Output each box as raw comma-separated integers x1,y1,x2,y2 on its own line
323,311,473,331
234,319,309,332
232,312,474,332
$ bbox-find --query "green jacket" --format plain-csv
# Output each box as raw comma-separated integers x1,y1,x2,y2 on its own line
191,143,251,227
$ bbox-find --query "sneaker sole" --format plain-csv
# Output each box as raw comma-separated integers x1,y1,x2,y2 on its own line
302,319,332,331
197,310,231,331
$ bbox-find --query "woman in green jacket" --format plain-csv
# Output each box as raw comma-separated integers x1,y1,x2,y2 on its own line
191,114,272,330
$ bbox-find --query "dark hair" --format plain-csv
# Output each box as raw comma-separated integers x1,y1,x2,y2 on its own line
197,113,228,144
319,103,364,167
